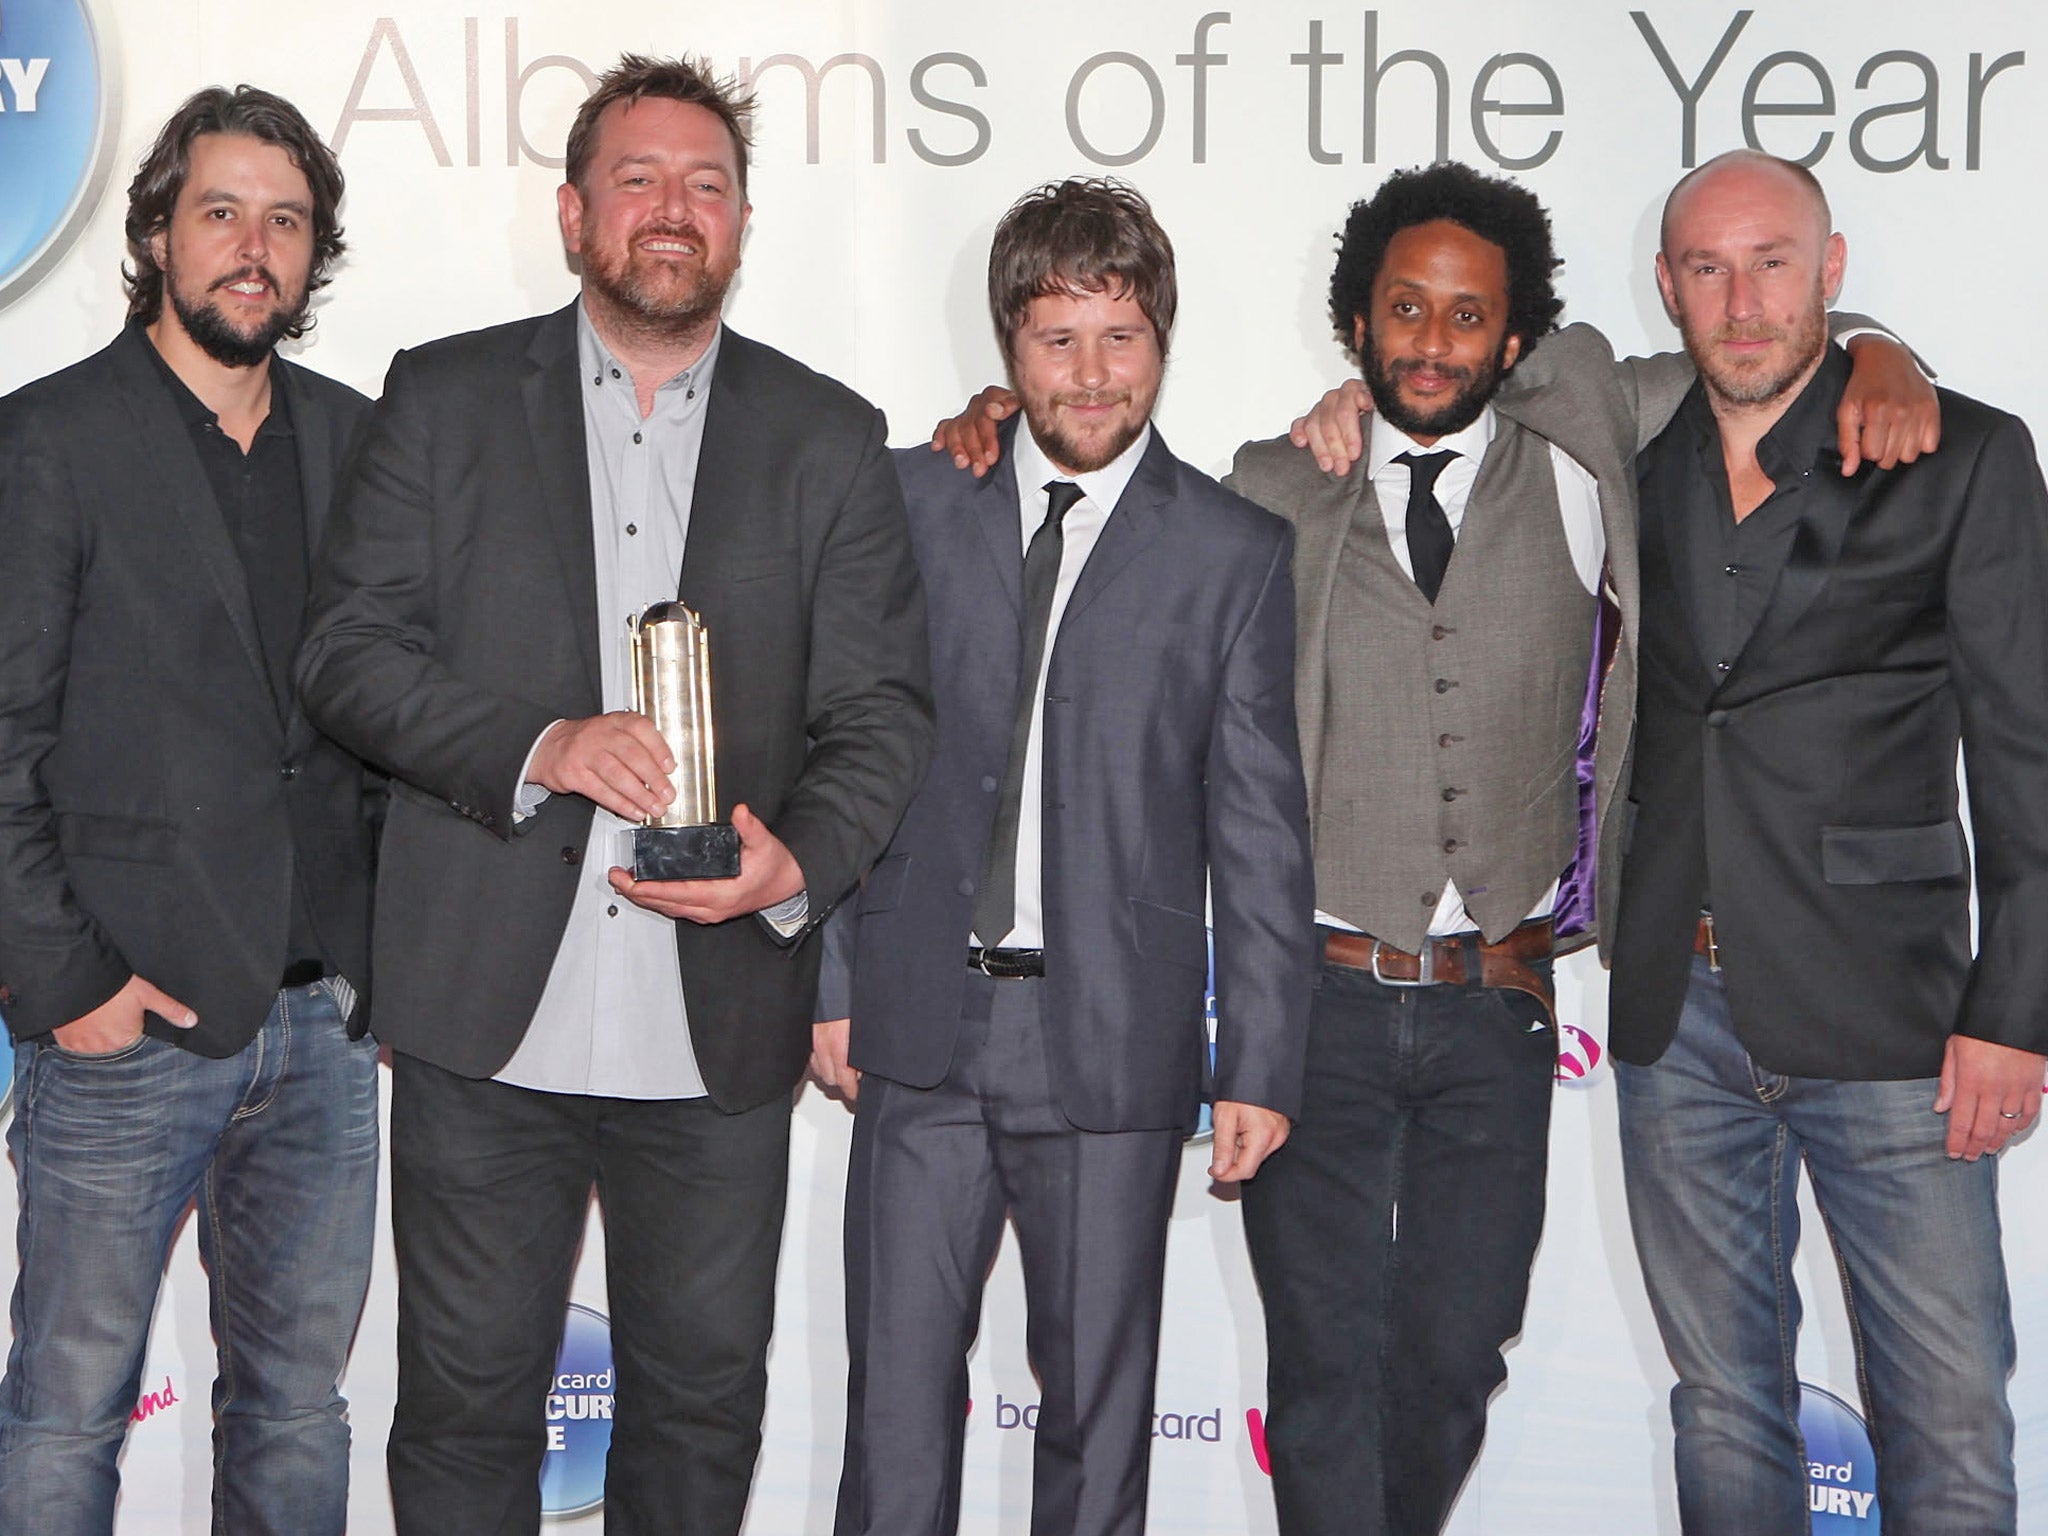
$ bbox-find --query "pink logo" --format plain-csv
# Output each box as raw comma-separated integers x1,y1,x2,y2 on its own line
1246,1408,1271,1476
131,1374,179,1425
1554,1023,1604,1085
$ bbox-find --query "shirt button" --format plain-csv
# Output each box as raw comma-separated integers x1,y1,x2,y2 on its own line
981,775,998,792
1431,625,1450,640
1707,709,1730,728
1421,894,1437,907
607,904,620,917
278,762,298,781
1441,787,1461,802
1724,564,1740,576
632,431,643,445
1434,678,1452,694
561,846,580,865
1443,838,1459,854
1716,660,1732,672
610,367,621,379
626,523,638,536
1438,733,1453,748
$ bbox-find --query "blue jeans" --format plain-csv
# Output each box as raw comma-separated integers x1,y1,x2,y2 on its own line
1616,956,2016,1536
0,980,378,1536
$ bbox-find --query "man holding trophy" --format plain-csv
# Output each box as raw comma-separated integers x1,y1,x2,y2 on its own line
296,55,932,1536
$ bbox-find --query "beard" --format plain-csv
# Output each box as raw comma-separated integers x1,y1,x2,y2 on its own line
1021,389,1149,475
1681,294,1829,409
1361,326,1513,440
167,263,306,369
582,219,738,340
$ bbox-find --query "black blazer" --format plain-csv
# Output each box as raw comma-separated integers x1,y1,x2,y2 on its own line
297,304,933,1111
1611,351,2048,1078
0,324,376,1055
822,423,1316,1132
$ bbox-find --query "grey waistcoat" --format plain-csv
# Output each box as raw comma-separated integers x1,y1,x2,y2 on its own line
1314,427,1593,951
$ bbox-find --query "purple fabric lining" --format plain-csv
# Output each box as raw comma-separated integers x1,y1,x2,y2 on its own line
1553,592,1619,940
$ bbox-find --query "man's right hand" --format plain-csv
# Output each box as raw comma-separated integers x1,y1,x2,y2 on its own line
1287,378,1375,475
810,1016,860,1103
52,973,196,1055
528,711,676,824
930,386,1017,478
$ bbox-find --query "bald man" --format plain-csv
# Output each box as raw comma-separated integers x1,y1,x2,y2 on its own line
1608,149,2048,1535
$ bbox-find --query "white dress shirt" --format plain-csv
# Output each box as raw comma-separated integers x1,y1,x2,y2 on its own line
976,422,1152,950
1312,404,1604,940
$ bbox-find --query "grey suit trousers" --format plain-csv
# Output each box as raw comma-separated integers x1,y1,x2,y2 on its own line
836,972,1183,1536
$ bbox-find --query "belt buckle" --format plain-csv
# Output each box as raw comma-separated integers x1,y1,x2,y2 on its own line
1370,938,1434,988
971,947,998,977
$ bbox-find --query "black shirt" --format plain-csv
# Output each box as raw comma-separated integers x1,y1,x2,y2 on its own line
143,338,324,968
1669,342,1850,683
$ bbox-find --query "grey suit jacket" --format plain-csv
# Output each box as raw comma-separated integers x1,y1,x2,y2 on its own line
0,324,377,1053
297,304,933,1111
822,423,1317,1131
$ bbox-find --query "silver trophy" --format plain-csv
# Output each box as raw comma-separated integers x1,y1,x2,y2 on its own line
626,601,740,880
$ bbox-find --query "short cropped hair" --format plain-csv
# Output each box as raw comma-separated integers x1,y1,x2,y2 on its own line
1660,148,1831,255
987,178,1178,360
1328,161,1563,361
564,54,756,195
123,85,346,335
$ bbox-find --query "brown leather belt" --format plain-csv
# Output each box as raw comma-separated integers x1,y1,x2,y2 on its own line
1322,918,1557,1022
1694,912,1721,971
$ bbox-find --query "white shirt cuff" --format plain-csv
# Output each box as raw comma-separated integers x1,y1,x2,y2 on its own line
758,890,810,940
512,720,565,824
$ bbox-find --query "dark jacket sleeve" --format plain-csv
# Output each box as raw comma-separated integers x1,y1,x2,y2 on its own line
0,407,133,1038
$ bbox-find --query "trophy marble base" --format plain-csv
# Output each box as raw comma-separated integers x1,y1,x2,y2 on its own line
632,822,741,881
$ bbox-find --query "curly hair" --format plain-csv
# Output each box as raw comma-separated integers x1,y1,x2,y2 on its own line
1327,161,1563,362
988,178,1177,361
123,86,346,336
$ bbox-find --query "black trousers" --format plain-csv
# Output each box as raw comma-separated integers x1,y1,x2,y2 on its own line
835,972,1184,1536
1241,952,1556,1536
386,1053,792,1536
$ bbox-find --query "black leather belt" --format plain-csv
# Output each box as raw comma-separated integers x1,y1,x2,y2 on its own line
279,958,327,989
967,946,1045,979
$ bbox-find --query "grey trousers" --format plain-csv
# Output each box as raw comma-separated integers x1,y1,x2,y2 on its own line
835,972,1185,1536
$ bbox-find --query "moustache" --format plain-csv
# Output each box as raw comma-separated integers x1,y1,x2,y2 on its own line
1387,357,1475,385
1714,323,1787,345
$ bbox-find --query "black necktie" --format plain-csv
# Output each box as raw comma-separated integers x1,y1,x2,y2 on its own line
974,479,1086,947
1396,449,1457,603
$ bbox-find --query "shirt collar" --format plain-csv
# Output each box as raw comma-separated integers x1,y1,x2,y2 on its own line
1013,416,1153,519
576,301,722,402
1366,402,1494,480
1755,340,1851,484
138,321,293,441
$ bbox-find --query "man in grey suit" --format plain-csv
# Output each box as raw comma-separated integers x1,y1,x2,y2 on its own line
938,162,1933,1536
811,179,1315,1536
296,55,931,1536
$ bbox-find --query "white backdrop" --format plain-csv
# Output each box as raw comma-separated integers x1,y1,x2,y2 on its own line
2,2,2046,1531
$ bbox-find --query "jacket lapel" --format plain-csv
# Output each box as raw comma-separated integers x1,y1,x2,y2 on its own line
279,359,331,750
970,417,1027,619
1057,426,1172,628
520,303,602,702
108,328,273,704
1738,445,1861,672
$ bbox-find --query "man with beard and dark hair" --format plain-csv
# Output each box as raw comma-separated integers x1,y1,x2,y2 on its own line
810,178,1314,1536
933,157,1936,1536
1608,148,2048,1535
0,86,378,1534
295,53,932,1536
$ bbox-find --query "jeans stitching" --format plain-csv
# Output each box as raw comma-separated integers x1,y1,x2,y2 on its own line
230,992,288,1123
1766,1124,1808,1490
1808,1165,1882,1479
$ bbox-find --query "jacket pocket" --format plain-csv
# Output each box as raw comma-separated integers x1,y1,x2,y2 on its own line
1131,898,1209,970
55,811,176,865
1820,821,1966,885
857,853,911,914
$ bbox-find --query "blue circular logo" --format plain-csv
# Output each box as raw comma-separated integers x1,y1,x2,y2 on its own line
1802,1381,1881,1530
540,1303,614,1519
0,0,120,310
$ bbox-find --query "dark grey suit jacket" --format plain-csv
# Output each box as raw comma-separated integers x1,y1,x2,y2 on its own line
1614,347,2048,1078
297,304,932,1112
821,423,1316,1132
0,324,376,1055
